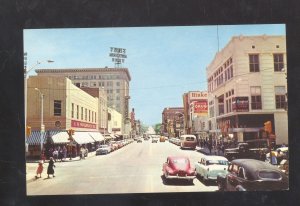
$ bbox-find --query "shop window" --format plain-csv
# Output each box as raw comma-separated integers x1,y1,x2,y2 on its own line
249,54,260,72
54,100,62,116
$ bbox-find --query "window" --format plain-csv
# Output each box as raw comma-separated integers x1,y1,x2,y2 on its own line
81,107,83,120
95,112,97,123
76,105,79,119
116,82,120,86
54,100,62,116
92,111,94,122
251,86,262,110
249,54,260,72
71,103,74,118
116,89,120,93
85,108,87,121
275,86,286,109
274,53,284,72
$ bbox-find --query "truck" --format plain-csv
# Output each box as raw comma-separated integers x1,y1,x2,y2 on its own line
224,139,270,161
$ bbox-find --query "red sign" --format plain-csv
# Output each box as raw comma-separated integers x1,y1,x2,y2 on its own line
193,100,208,114
232,97,249,112
71,120,96,129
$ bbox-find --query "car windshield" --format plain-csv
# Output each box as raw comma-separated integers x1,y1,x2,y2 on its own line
172,159,188,165
258,170,282,180
185,137,195,141
206,160,228,165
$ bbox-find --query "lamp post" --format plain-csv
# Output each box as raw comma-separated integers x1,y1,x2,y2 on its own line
35,88,44,155
24,58,53,153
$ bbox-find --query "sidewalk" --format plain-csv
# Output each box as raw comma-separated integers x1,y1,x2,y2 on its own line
26,151,96,183
196,146,225,156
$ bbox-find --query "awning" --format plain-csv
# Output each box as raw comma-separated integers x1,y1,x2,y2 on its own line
88,132,104,142
72,132,95,144
26,131,47,145
51,132,70,144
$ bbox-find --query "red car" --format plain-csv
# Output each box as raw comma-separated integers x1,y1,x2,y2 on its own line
162,156,196,183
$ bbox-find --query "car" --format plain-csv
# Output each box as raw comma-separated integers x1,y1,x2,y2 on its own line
217,159,289,191
152,137,158,143
160,136,165,142
195,156,229,183
162,156,196,184
137,138,143,143
96,145,111,155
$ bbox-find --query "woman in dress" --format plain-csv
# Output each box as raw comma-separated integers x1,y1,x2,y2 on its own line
47,157,56,178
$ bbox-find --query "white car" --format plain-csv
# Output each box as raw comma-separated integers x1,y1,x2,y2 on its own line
195,156,229,182
96,145,112,155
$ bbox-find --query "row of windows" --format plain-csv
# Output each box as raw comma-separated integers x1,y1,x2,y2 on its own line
249,53,285,72
77,81,121,87
69,74,121,80
71,103,97,123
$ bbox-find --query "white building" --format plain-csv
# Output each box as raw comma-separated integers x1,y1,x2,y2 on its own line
206,35,288,145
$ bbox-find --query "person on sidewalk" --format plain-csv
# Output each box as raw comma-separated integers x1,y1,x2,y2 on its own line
47,157,56,178
35,160,44,178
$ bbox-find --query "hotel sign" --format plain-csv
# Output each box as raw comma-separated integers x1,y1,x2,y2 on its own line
71,120,96,129
232,97,249,112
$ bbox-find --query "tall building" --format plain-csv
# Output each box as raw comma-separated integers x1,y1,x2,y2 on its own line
206,35,287,145
36,67,131,134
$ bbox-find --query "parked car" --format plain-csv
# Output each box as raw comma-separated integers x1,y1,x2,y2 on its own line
152,137,158,143
137,138,143,143
217,159,289,191
162,156,196,184
180,135,197,150
96,145,111,155
195,156,229,183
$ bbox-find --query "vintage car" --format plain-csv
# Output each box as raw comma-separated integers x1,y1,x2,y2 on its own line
195,156,229,182
137,138,143,143
152,136,159,143
217,159,289,191
96,145,111,155
160,136,165,142
180,135,197,150
162,156,196,184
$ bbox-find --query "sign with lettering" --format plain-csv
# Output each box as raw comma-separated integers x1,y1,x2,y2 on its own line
189,91,208,101
109,47,127,65
232,97,249,112
193,100,208,116
71,120,96,129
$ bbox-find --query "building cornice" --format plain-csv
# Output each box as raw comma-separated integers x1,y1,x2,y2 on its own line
36,67,131,81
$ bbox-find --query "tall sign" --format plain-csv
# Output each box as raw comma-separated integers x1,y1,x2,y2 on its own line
109,47,127,68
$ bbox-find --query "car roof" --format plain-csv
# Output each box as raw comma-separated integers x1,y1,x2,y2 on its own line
203,155,228,161
231,159,282,172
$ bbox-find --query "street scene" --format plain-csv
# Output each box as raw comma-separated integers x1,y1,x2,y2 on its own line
24,24,289,195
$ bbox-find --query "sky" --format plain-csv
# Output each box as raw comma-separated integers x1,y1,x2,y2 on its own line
24,24,286,126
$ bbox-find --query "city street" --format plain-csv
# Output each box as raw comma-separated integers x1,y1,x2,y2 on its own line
26,140,218,195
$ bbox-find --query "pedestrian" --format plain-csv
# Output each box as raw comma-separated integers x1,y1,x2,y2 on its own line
35,160,44,178
47,157,56,178
208,142,212,154
79,147,83,160
53,148,58,162
63,146,67,160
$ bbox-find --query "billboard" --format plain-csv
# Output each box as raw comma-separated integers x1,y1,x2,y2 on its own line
193,100,208,116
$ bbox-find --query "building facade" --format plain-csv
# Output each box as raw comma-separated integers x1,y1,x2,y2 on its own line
206,35,288,145
107,106,122,135
161,107,184,137
182,91,209,139
36,67,131,134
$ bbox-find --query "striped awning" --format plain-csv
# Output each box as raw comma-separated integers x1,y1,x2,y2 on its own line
51,131,70,144
26,131,47,145
88,132,104,142
72,132,95,145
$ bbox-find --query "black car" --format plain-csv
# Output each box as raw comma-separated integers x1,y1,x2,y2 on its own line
217,159,289,191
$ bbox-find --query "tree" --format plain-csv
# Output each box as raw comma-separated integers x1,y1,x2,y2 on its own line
154,123,162,134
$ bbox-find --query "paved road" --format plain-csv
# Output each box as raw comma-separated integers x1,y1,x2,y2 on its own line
27,140,218,195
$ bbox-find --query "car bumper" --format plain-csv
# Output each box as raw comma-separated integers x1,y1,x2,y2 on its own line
166,175,196,180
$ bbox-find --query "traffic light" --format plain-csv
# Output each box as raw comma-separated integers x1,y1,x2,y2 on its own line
67,129,75,140
26,126,31,137
264,121,272,134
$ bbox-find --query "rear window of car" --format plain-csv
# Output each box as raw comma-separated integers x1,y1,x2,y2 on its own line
258,170,282,179
173,159,188,165
185,137,195,141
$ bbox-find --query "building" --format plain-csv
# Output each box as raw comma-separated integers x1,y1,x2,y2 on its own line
161,107,184,137
26,76,103,157
36,67,131,134
206,35,287,145
107,106,122,135
182,91,209,139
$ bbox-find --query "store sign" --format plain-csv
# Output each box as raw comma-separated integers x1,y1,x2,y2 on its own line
232,97,249,112
189,91,208,101
193,100,208,116
71,120,96,129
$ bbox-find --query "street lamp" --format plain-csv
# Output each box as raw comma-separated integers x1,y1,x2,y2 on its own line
24,58,54,153
35,88,44,155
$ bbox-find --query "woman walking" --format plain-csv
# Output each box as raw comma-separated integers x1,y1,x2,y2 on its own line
35,160,44,178
47,157,56,178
